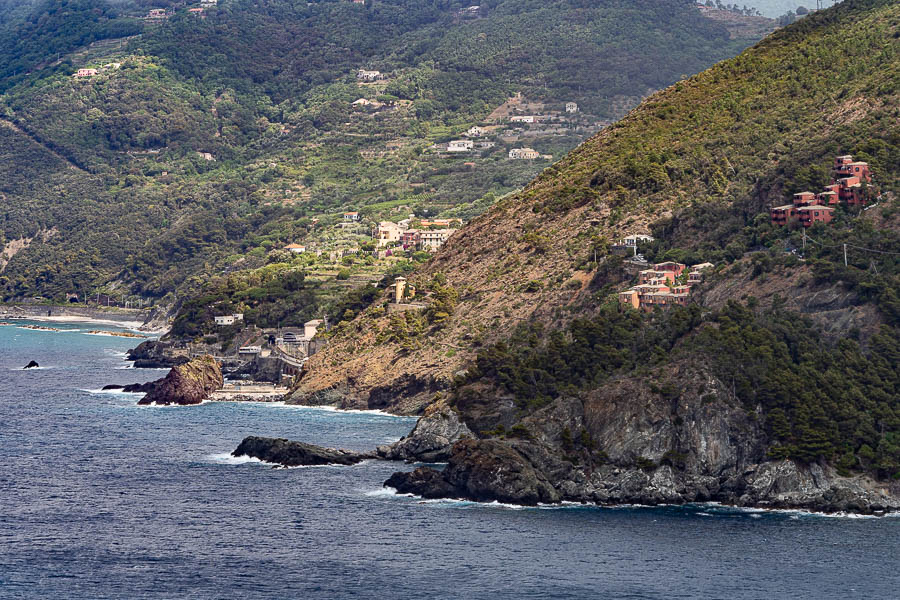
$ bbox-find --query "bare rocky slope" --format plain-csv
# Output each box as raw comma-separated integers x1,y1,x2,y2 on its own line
282,0,900,511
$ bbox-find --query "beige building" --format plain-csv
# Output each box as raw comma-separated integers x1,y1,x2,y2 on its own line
509,148,539,160
420,229,457,251
376,221,403,247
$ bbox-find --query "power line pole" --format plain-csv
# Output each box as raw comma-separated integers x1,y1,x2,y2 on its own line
843,243,848,267
802,229,806,252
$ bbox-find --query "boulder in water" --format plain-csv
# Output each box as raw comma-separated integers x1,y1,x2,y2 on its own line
232,436,374,467
23,360,39,369
136,355,222,406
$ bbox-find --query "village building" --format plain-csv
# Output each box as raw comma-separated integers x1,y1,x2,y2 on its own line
771,155,874,227
618,262,711,312
200,0,217,6
214,313,244,326
420,229,457,251
188,7,204,14
476,141,496,149
401,230,421,248
510,115,535,124
356,69,383,82
509,147,540,160
284,243,306,253
343,211,361,221
389,277,416,303
447,140,474,152
565,102,578,113
467,126,485,137
238,345,262,355
375,221,403,247
74,68,98,78
147,8,168,19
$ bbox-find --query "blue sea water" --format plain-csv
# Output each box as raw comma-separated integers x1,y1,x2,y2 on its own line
1,321,899,599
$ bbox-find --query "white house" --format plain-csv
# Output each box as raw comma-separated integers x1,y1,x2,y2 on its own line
215,315,235,326
622,234,654,247
467,126,485,137
285,243,306,253
74,68,98,78
510,115,535,124
565,102,578,113
200,0,217,6
509,148,539,160
238,346,262,355
356,69,383,82
447,140,474,152
343,211,360,221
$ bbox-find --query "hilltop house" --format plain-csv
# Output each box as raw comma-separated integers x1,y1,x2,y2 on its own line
510,115,535,124
612,234,654,256
771,155,873,227
509,148,539,160
343,211,361,221
147,8,168,19
74,68,98,78
565,102,578,113
357,69,383,82
467,126,485,137
618,262,712,311
284,243,306,253
447,140,474,152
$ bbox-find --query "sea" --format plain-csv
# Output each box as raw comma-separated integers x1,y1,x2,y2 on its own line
1,320,899,599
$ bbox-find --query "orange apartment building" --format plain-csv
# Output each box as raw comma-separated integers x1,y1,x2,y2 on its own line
618,262,713,311
771,155,874,227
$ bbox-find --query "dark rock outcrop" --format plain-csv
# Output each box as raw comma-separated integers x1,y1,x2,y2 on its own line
386,438,560,505
127,340,188,369
23,360,39,369
136,355,222,406
377,400,473,462
232,436,374,467
383,362,900,513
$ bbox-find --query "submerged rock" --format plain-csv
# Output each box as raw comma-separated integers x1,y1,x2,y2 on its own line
136,355,222,406
232,436,374,467
23,360,39,369
377,400,474,462
102,382,156,393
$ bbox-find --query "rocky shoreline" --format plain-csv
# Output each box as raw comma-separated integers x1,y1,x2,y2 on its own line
233,400,900,515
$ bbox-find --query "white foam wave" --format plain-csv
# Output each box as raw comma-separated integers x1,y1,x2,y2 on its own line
80,388,144,396
13,366,51,371
207,452,264,465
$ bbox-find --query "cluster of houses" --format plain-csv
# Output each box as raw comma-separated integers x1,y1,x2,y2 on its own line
618,262,713,311
770,155,874,228
376,218,461,251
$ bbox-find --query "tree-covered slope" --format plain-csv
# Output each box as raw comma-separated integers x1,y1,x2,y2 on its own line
0,0,764,311
293,0,900,483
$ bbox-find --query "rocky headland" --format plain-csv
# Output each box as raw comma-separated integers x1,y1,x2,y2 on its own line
129,355,223,406
127,340,189,369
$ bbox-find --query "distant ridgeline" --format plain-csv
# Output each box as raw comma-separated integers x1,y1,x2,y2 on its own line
292,0,900,483
0,0,763,312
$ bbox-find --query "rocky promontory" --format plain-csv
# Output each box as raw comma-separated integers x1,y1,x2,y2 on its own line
232,436,374,467
127,340,189,369
136,355,222,406
376,400,474,462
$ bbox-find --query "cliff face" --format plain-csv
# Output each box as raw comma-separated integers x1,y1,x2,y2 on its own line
137,355,223,406
388,363,900,512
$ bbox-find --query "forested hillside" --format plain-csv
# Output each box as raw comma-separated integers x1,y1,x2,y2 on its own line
0,0,764,316
293,0,900,484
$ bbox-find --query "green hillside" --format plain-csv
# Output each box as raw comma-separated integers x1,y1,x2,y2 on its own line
0,0,763,315
295,0,900,479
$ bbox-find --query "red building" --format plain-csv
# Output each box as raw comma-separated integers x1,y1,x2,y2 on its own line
795,205,834,227
771,155,874,227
